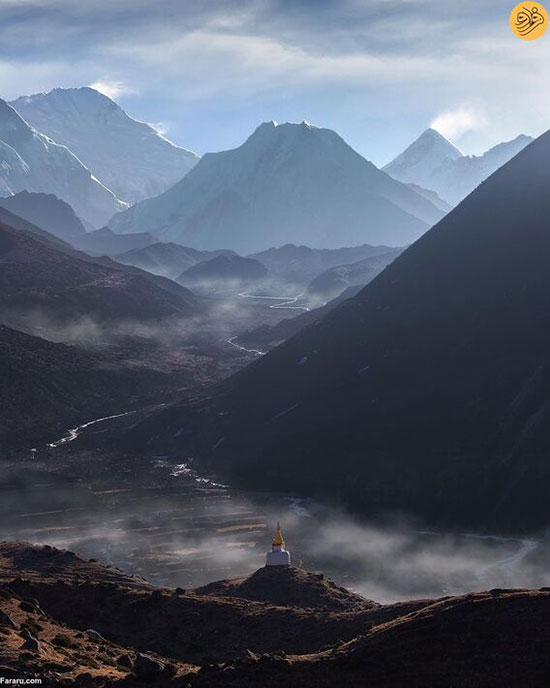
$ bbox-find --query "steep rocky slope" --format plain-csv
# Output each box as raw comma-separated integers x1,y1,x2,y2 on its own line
0,325,172,450
0,218,197,331
196,589,550,688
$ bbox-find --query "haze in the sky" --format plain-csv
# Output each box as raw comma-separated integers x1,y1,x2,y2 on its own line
0,0,548,166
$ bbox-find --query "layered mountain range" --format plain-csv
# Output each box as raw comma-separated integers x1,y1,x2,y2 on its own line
249,243,397,282
0,88,532,253
114,241,398,286
109,120,445,253
0,83,544,531
0,208,216,448
0,214,197,332
2,79,549,688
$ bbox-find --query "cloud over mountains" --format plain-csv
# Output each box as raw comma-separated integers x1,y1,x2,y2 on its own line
0,1,546,163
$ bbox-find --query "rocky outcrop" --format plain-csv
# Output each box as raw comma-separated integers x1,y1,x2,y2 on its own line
196,565,377,611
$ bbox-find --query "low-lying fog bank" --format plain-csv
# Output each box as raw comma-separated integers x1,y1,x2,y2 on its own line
1,445,549,603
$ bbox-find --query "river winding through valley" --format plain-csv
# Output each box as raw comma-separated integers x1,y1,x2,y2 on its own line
225,289,312,356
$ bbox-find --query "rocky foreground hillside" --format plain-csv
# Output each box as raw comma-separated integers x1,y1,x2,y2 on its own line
1,543,549,686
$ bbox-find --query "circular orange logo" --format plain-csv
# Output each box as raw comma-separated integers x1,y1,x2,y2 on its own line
510,2,548,40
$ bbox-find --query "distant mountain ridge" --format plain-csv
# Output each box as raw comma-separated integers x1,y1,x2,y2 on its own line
11,87,200,204
306,248,404,301
249,243,399,282
178,253,268,287
116,241,402,285
109,120,445,253
70,227,158,257
0,98,126,227
114,242,236,280
384,128,533,205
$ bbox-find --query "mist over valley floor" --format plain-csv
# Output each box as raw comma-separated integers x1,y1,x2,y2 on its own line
2,417,549,605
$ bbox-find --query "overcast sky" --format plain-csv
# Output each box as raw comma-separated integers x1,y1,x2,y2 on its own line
1,0,549,165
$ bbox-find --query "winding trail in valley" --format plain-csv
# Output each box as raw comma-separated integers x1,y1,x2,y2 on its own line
48,410,136,448
237,290,311,312
226,335,266,356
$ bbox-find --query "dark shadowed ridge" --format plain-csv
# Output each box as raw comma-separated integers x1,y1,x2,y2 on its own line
0,213,198,327
0,204,72,250
0,210,206,448
0,324,163,450
195,588,550,688
136,130,550,531
178,253,268,285
0,190,86,241
71,226,157,257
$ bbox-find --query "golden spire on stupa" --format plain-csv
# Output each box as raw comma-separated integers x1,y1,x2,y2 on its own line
272,521,285,548
266,520,291,566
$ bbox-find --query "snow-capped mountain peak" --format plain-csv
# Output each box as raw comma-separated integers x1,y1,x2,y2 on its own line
0,97,126,226
11,87,200,204
109,119,445,253
418,127,463,153
383,128,464,186
383,127,533,205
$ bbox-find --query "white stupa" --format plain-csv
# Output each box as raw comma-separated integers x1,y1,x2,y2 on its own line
265,521,291,567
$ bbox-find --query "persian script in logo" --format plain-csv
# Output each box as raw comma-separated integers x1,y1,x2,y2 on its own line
510,2,548,40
